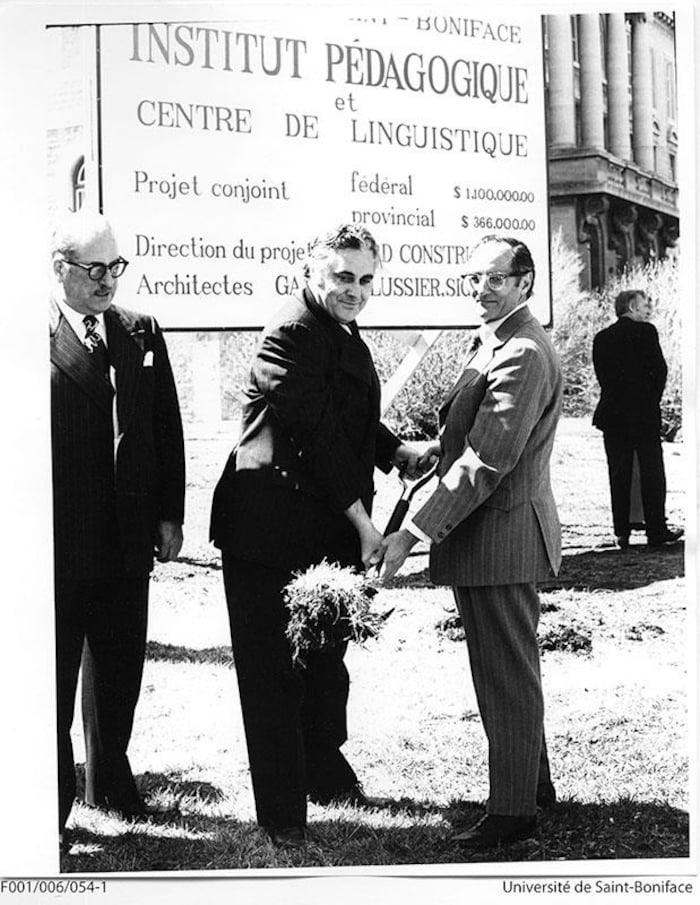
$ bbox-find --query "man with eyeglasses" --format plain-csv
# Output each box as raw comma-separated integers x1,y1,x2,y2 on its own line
49,212,185,853
373,235,563,849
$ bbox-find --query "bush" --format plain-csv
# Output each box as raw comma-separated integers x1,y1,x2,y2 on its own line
366,329,475,440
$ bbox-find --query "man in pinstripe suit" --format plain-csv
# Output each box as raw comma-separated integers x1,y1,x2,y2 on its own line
375,235,562,849
50,213,185,850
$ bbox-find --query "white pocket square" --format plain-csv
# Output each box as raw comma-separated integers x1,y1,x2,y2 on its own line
143,351,154,367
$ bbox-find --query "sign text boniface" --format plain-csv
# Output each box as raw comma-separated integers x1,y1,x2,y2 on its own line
99,10,551,328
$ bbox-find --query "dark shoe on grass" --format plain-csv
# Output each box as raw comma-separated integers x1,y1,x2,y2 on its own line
266,825,310,848
647,527,684,547
310,782,392,809
452,813,536,849
615,534,630,550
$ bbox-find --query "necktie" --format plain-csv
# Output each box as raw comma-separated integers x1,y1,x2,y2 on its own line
83,315,109,378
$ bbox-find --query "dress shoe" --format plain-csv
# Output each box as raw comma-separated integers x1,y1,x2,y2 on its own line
265,825,309,848
310,782,392,808
536,780,557,807
615,534,630,550
647,527,684,547
452,813,537,849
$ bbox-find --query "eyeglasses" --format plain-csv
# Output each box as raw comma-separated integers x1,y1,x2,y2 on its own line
462,271,529,291
62,257,129,281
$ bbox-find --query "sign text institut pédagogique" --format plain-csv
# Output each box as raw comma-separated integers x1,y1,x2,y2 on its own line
97,10,551,328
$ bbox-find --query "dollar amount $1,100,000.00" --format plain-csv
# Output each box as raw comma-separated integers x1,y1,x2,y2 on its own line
454,186,535,203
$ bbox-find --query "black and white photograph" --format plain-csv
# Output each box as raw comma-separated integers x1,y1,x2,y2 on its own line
0,0,696,902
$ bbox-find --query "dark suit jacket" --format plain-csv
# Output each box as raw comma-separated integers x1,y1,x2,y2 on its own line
210,289,400,573
592,316,667,436
50,299,185,580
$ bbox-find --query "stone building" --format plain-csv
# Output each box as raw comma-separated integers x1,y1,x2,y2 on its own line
545,11,678,288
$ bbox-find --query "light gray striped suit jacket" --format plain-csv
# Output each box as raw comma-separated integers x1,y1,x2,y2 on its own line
413,305,562,587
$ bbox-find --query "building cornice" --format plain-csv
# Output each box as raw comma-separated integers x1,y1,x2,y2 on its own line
654,12,675,30
548,148,678,218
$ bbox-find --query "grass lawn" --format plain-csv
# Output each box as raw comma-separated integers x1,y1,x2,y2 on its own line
61,417,689,872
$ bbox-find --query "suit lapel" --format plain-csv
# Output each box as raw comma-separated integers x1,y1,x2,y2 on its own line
105,307,145,433
492,305,534,345
302,289,380,417
50,299,113,414
438,335,486,419
438,308,536,422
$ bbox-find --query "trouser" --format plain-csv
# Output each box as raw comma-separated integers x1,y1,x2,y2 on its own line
454,582,551,817
603,431,667,539
222,554,357,829
54,574,149,831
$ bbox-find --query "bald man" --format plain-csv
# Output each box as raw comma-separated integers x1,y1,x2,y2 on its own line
50,213,184,850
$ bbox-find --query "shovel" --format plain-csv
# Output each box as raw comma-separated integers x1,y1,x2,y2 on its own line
383,463,438,536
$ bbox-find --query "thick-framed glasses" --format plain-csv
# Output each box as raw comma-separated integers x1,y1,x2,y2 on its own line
63,257,129,281
463,270,528,291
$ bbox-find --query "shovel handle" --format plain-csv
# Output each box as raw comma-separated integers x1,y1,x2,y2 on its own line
384,499,410,536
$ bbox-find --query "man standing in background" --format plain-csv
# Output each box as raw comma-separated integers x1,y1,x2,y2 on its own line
50,213,185,852
592,289,683,549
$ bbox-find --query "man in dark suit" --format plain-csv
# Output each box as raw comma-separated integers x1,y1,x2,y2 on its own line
50,213,185,849
375,236,562,849
211,224,419,847
592,289,682,549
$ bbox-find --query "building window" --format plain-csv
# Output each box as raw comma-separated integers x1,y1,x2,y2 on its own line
652,119,661,172
650,48,658,110
574,99,582,146
626,18,633,143
571,16,580,65
599,15,608,79
72,157,85,212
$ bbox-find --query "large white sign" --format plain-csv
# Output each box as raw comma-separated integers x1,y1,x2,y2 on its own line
99,10,551,328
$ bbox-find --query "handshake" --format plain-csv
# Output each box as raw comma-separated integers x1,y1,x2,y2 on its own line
361,442,440,582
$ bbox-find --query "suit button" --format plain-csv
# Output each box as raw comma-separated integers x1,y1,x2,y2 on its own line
445,523,452,530
437,531,445,538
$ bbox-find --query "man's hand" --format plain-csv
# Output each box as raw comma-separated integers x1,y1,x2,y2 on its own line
155,520,183,562
369,529,417,582
358,522,385,571
392,443,424,479
417,442,441,474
